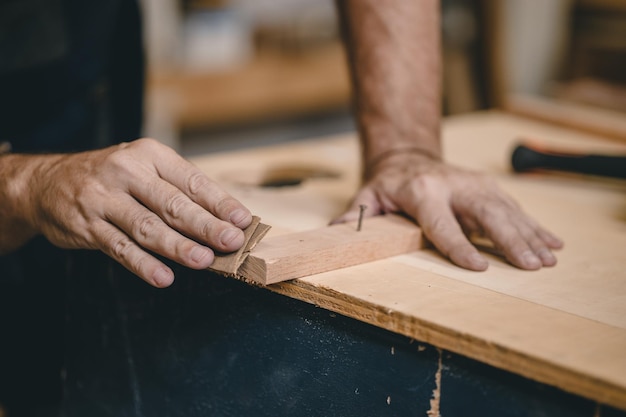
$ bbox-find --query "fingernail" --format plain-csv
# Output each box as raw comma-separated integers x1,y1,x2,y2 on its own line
153,267,173,288
470,253,488,270
220,228,243,247
537,248,556,266
190,246,212,264
229,209,249,227
522,251,541,269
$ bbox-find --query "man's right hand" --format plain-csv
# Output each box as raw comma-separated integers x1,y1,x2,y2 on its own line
1,138,252,287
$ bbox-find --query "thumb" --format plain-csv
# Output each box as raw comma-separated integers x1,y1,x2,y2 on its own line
330,187,383,225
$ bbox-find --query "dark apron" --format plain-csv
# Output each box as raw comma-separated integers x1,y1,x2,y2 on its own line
0,0,144,414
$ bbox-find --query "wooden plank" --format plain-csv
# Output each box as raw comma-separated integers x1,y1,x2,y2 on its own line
270,265,626,410
191,111,626,410
147,42,351,129
505,93,626,142
238,214,423,285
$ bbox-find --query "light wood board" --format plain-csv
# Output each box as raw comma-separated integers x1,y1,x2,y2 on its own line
238,214,423,285
191,110,626,410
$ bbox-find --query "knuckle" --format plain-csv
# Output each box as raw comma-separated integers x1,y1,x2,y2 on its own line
107,234,150,276
177,239,199,262
73,180,100,209
125,138,167,159
132,214,161,242
110,236,134,262
427,215,448,235
133,137,160,150
447,241,470,258
102,148,133,174
409,175,437,193
405,175,448,203
214,196,239,214
186,171,211,196
479,203,503,221
164,193,188,220
200,220,219,241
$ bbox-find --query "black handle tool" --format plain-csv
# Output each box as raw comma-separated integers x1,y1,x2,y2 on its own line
511,143,626,179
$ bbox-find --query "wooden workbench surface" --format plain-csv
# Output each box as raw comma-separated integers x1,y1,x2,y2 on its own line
190,111,626,410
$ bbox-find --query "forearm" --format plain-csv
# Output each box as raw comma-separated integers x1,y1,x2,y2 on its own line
336,0,442,176
0,153,54,253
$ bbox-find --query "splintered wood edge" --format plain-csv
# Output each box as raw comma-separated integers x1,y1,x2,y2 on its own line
209,216,271,275
238,214,424,285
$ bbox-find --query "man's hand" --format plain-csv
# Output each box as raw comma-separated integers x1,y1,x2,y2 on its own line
2,138,252,287
333,153,563,270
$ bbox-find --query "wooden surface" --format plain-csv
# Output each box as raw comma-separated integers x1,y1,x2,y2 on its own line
238,214,423,285
506,93,626,142
190,111,626,410
148,43,351,129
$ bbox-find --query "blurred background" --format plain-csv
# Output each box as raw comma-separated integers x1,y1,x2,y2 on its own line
140,0,626,156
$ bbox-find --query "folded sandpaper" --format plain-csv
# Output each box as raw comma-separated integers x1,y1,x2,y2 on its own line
209,216,271,276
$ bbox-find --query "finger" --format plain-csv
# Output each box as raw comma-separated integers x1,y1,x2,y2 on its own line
412,197,488,271
128,176,245,253
514,215,563,266
477,208,543,270
145,142,252,228
104,194,216,270
330,187,382,225
536,227,564,249
92,221,175,288
517,222,558,267
457,213,484,237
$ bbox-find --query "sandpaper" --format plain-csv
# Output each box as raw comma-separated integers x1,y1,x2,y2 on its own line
209,216,271,276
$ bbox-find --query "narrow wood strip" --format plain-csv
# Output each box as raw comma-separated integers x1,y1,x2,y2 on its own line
238,214,423,285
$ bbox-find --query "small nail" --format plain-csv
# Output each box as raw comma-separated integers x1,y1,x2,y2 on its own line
220,228,242,247
190,246,212,263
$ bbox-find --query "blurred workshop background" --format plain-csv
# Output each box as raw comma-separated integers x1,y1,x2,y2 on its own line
141,0,626,157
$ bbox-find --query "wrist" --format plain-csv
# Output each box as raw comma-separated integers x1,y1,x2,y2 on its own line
1,153,59,233
0,154,40,251
364,146,442,180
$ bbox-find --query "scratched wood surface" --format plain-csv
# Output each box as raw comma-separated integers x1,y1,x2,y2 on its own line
190,111,626,410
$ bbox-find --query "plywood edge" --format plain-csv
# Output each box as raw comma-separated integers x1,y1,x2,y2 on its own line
267,278,626,411
238,214,424,285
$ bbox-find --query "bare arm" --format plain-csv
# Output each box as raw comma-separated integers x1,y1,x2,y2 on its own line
335,0,562,270
337,0,442,168
0,139,252,287
0,153,41,252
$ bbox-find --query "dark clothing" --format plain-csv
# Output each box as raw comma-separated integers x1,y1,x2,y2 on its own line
0,0,144,153
0,0,144,414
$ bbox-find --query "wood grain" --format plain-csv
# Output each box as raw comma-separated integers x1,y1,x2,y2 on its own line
238,214,424,285
191,110,626,410
148,43,351,129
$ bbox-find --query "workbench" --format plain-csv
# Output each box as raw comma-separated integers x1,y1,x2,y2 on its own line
62,111,626,417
